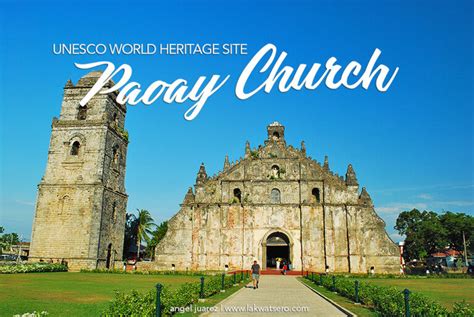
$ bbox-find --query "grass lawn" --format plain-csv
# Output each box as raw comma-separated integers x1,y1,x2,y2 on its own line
358,278,474,309
0,272,200,317
299,278,377,317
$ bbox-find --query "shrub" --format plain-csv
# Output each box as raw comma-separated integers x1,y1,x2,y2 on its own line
102,289,155,317
0,263,67,274
343,272,473,279
102,274,248,316
250,150,259,159
451,301,473,317
306,274,458,316
80,268,223,276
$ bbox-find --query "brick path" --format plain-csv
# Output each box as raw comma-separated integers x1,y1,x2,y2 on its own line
203,275,347,316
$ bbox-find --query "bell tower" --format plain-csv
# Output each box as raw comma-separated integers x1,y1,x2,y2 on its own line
266,121,286,145
29,71,129,270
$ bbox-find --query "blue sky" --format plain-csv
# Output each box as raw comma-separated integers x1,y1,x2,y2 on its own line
0,1,472,242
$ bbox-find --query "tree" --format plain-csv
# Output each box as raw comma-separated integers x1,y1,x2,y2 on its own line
439,212,474,253
146,221,168,260
135,209,156,260
0,227,20,253
395,209,448,261
395,209,474,262
123,213,138,259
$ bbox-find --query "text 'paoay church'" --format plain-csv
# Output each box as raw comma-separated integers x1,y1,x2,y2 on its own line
29,72,399,273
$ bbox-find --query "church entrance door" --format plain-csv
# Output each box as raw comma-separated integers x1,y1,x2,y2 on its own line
265,232,290,269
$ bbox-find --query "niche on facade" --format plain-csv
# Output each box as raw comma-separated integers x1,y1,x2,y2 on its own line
271,165,280,179
58,195,70,214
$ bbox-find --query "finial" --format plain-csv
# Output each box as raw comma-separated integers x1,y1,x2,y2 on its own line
345,164,358,186
360,187,370,199
183,187,195,204
196,163,207,184
65,79,73,88
245,141,251,158
301,141,306,155
323,155,329,171
224,155,230,170
359,187,372,205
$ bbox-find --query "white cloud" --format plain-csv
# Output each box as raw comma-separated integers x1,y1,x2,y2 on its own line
389,232,405,243
376,200,474,218
14,200,35,206
432,200,474,207
416,193,433,200
377,202,428,215
372,183,474,194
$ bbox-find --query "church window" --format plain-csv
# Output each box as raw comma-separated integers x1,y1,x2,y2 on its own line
77,105,87,120
312,188,321,203
70,141,80,155
233,188,241,203
271,188,281,203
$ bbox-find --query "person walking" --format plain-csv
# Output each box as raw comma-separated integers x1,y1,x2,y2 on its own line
251,260,261,289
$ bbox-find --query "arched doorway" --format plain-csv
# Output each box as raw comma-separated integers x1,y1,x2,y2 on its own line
264,232,290,269
106,243,112,269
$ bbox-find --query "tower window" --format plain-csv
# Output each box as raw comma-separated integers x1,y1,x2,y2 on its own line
233,188,241,203
70,141,80,156
112,202,117,221
272,132,280,140
77,105,87,120
271,188,281,203
112,145,120,166
113,113,118,127
312,188,321,203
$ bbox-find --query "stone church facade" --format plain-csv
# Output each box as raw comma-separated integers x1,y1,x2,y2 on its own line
29,72,128,271
155,122,400,273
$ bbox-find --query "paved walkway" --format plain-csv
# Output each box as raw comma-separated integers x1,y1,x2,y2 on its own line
203,276,347,316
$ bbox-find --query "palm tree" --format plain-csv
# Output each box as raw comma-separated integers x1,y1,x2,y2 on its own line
135,209,156,260
147,221,168,260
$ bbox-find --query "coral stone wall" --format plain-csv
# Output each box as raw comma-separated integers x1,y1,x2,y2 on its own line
154,123,399,274
29,72,128,271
